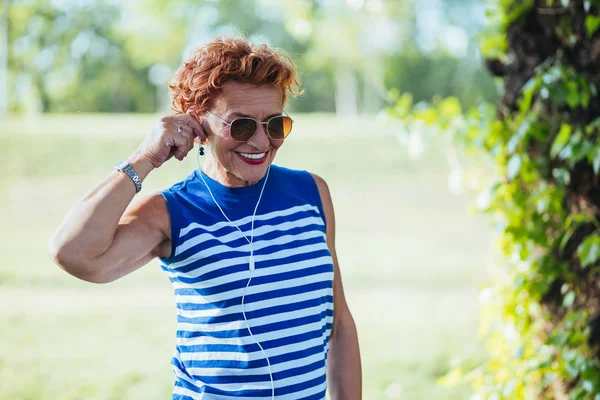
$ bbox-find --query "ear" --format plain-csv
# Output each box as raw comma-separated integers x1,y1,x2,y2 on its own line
194,136,208,145
187,109,201,123
187,109,210,145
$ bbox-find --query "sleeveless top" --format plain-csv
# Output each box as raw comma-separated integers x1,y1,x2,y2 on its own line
157,164,335,400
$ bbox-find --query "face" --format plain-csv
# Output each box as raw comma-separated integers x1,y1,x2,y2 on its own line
200,81,286,187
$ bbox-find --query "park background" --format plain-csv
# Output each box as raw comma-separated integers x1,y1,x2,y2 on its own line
0,0,503,399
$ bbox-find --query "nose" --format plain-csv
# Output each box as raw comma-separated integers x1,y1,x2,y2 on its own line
248,122,270,150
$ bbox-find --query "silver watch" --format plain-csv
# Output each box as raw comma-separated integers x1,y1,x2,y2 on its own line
115,160,142,193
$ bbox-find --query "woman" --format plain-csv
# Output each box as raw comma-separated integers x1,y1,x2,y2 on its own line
49,37,361,399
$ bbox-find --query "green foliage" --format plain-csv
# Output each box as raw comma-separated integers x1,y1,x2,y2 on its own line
388,1,600,396
4,0,496,114
7,0,156,112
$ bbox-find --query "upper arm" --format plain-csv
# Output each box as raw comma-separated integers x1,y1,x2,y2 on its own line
310,173,353,334
86,192,171,284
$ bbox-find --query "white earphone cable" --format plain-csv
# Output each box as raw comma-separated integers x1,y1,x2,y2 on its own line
196,151,275,399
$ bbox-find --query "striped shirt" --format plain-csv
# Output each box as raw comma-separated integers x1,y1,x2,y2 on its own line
158,164,334,399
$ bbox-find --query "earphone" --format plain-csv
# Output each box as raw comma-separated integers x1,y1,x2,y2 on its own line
196,146,275,399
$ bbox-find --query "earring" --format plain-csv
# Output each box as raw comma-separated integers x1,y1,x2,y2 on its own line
198,146,205,156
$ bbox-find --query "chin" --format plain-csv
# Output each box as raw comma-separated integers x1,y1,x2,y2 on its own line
237,164,270,184
231,151,275,184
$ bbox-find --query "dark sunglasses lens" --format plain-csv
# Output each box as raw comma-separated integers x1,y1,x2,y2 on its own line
267,116,293,139
230,119,257,141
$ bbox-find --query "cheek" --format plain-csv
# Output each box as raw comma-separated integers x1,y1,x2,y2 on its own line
213,136,238,157
271,140,284,151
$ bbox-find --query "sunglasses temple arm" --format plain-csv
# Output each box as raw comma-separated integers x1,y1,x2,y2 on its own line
207,110,232,126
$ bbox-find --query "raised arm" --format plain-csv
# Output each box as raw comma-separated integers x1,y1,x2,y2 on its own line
48,113,204,283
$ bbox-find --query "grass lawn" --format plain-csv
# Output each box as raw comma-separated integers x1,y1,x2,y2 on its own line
0,113,496,399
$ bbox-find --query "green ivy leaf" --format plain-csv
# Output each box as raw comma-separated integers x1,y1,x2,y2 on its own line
580,77,591,107
585,117,600,135
507,154,522,181
586,15,600,38
588,146,600,174
563,291,575,307
563,348,578,362
583,380,595,393
551,124,572,158
519,76,541,112
566,81,580,108
571,139,593,164
547,332,568,346
559,228,574,253
576,234,600,268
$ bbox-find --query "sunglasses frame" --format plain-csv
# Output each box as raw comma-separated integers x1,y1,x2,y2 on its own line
206,110,293,142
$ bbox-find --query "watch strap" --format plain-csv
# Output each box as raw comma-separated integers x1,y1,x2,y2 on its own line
115,160,142,193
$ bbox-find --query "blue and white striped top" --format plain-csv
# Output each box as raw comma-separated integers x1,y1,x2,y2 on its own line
158,164,334,399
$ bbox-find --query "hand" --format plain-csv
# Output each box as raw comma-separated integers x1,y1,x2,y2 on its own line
131,112,206,169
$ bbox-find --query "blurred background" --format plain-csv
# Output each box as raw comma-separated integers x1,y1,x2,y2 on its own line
0,0,502,399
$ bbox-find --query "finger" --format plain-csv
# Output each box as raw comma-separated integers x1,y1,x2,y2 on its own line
167,120,194,150
166,121,194,160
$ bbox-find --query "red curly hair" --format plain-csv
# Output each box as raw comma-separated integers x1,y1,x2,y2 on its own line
169,37,300,115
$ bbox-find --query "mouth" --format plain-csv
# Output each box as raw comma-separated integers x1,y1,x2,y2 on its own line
235,150,269,165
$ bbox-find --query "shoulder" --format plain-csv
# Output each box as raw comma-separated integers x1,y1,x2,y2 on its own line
308,172,333,212
309,172,330,197
269,165,333,223
270,164,328,189
268,164,320,194
308,173,335,234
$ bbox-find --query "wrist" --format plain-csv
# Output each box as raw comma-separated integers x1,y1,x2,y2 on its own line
126,153,155,181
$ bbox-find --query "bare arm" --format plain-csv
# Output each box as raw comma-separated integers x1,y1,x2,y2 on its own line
48,114,205,283
311,173,363,400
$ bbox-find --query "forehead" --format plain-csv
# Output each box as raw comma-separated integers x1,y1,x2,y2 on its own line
213,81,283,117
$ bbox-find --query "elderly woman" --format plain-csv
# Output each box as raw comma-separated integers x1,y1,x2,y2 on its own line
49,37,361,399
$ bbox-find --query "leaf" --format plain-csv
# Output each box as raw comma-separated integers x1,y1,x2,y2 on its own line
563,291,575,307
547,332,568,346
566,81,580,108
586,15,600,38
571,139,593,164
439,97,462,118
580,77,591,108
576,234,600,268
514,344,525,359
519,76,540,112
437,368,463,388
589,146,600,174
563,348,578,362
551,124,572,158
582,380,597,393
508,119,531,154
507,154,522,181
567,213,597,228
552,167,571,186
559,228,574,253
585,117,600,135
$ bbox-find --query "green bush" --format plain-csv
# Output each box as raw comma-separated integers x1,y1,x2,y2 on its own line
389,0,600,398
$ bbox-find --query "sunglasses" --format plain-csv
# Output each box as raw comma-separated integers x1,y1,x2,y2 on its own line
206,110,293,142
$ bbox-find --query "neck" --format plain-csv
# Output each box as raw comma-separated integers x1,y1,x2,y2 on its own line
202,156,257,187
